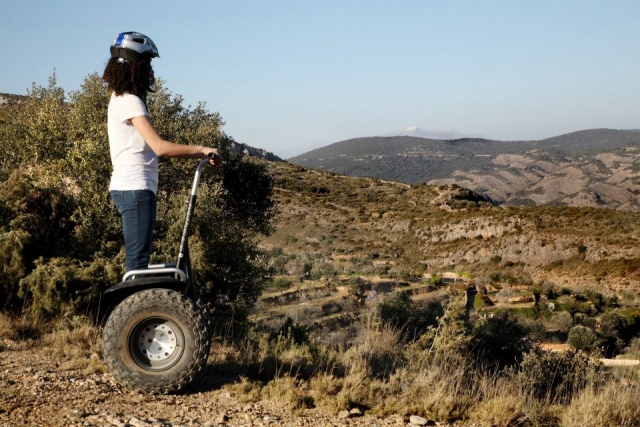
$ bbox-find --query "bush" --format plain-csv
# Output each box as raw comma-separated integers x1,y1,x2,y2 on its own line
568,325,598,352
573,312,597,329
0,73,274,330
344,320,405,379
548,311,573,334
468,311,531,370
346,276,369,298
0,169,78,312
272,277,294,290
512,347,604,404
598,310,632,357
377,292,443,342
18,256,122,321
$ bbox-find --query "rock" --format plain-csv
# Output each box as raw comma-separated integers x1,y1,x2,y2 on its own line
338,410,351,419
349,407,363,416
103,414,126,427
409,415,429,426
67,408,87,419
128,416,152,427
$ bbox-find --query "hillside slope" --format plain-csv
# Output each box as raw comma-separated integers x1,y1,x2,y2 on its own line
262,160,640,291
288,129,640,210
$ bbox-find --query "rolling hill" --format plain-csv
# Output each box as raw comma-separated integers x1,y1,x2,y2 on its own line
261,159,640,292
288,129,640,210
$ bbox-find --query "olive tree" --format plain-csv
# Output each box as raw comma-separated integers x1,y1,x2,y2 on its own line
0,72,274,330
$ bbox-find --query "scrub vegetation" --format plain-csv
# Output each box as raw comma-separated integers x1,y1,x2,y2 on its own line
3,74,640,426
0,72,274,329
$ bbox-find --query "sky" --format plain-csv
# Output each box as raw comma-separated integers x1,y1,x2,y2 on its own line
3,1,640,159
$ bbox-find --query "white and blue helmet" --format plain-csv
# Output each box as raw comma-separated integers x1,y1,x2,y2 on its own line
110,32,159,61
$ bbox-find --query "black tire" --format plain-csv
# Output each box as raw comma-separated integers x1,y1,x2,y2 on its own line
102,289,211,394
195,297,214,341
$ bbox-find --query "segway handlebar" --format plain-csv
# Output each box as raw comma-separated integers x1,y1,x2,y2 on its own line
191,151,220,195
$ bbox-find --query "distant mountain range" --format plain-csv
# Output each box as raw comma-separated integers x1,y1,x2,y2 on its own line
384,125,483,140
288,129,640,211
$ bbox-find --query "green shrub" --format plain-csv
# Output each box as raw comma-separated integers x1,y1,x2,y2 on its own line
377,292,443,342
468,311,531,370
568,325,598,352
0,73,274,330
548,311,573,334
512,348,604,404
598,311,632,357
583,288,618,312
272,276,294,290
573,312,597,329
346,276,369,298
18,256,121,321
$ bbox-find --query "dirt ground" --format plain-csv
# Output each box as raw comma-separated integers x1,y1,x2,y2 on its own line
538,342,640,366
0,347,416,427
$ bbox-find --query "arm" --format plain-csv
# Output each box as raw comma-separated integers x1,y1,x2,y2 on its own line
131,115,221,165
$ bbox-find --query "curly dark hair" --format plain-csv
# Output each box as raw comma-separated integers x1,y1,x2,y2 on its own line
102,58,155,101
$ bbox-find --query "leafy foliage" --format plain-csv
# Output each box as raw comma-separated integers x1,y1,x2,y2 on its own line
377,292,443,342
0,72,273,328
468,311,532,370
567,325,598,352
512,347,604,404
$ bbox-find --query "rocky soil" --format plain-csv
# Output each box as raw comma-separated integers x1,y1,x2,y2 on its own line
0,347,454,427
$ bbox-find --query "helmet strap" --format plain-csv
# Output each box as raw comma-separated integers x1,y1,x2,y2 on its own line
110,46,149,62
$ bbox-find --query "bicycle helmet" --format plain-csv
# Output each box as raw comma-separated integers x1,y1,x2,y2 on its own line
110,32,159,62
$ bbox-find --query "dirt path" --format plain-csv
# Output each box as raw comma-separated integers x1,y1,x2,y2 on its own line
538,343,640,367
0,348,409,427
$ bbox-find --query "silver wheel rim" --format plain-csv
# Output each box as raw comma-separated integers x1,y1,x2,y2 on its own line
129,318,185,371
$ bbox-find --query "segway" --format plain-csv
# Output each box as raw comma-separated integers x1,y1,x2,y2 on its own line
102,153,216,394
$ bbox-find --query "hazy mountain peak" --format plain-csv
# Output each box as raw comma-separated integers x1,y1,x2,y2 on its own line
385,126,477,140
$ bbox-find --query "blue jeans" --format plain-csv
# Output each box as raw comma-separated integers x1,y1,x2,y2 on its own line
110,190,157,272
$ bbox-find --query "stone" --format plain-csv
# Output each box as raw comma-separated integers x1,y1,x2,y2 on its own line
127,416,152,427
67,409,88,420
338,410,351,419
409,415,429,426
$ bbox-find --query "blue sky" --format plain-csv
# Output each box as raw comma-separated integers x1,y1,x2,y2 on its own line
3,1,640,158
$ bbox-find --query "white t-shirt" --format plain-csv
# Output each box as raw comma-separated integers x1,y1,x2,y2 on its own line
107,93,159,194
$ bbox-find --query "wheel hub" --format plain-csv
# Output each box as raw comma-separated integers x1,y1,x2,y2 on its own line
138,323,177,361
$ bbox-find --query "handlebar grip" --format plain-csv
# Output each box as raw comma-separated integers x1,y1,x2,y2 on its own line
207,152,219,161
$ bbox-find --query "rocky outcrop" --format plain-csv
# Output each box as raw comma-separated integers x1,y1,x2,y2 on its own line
0,93,26,106
228,141,284,162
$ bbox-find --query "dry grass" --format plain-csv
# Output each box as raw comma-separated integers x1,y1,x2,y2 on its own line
561,382,640,427
3,302,640,426
222,303,640,426
0,313,105,374
467,393,528,427
0,312,41,349
48,318,105,373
